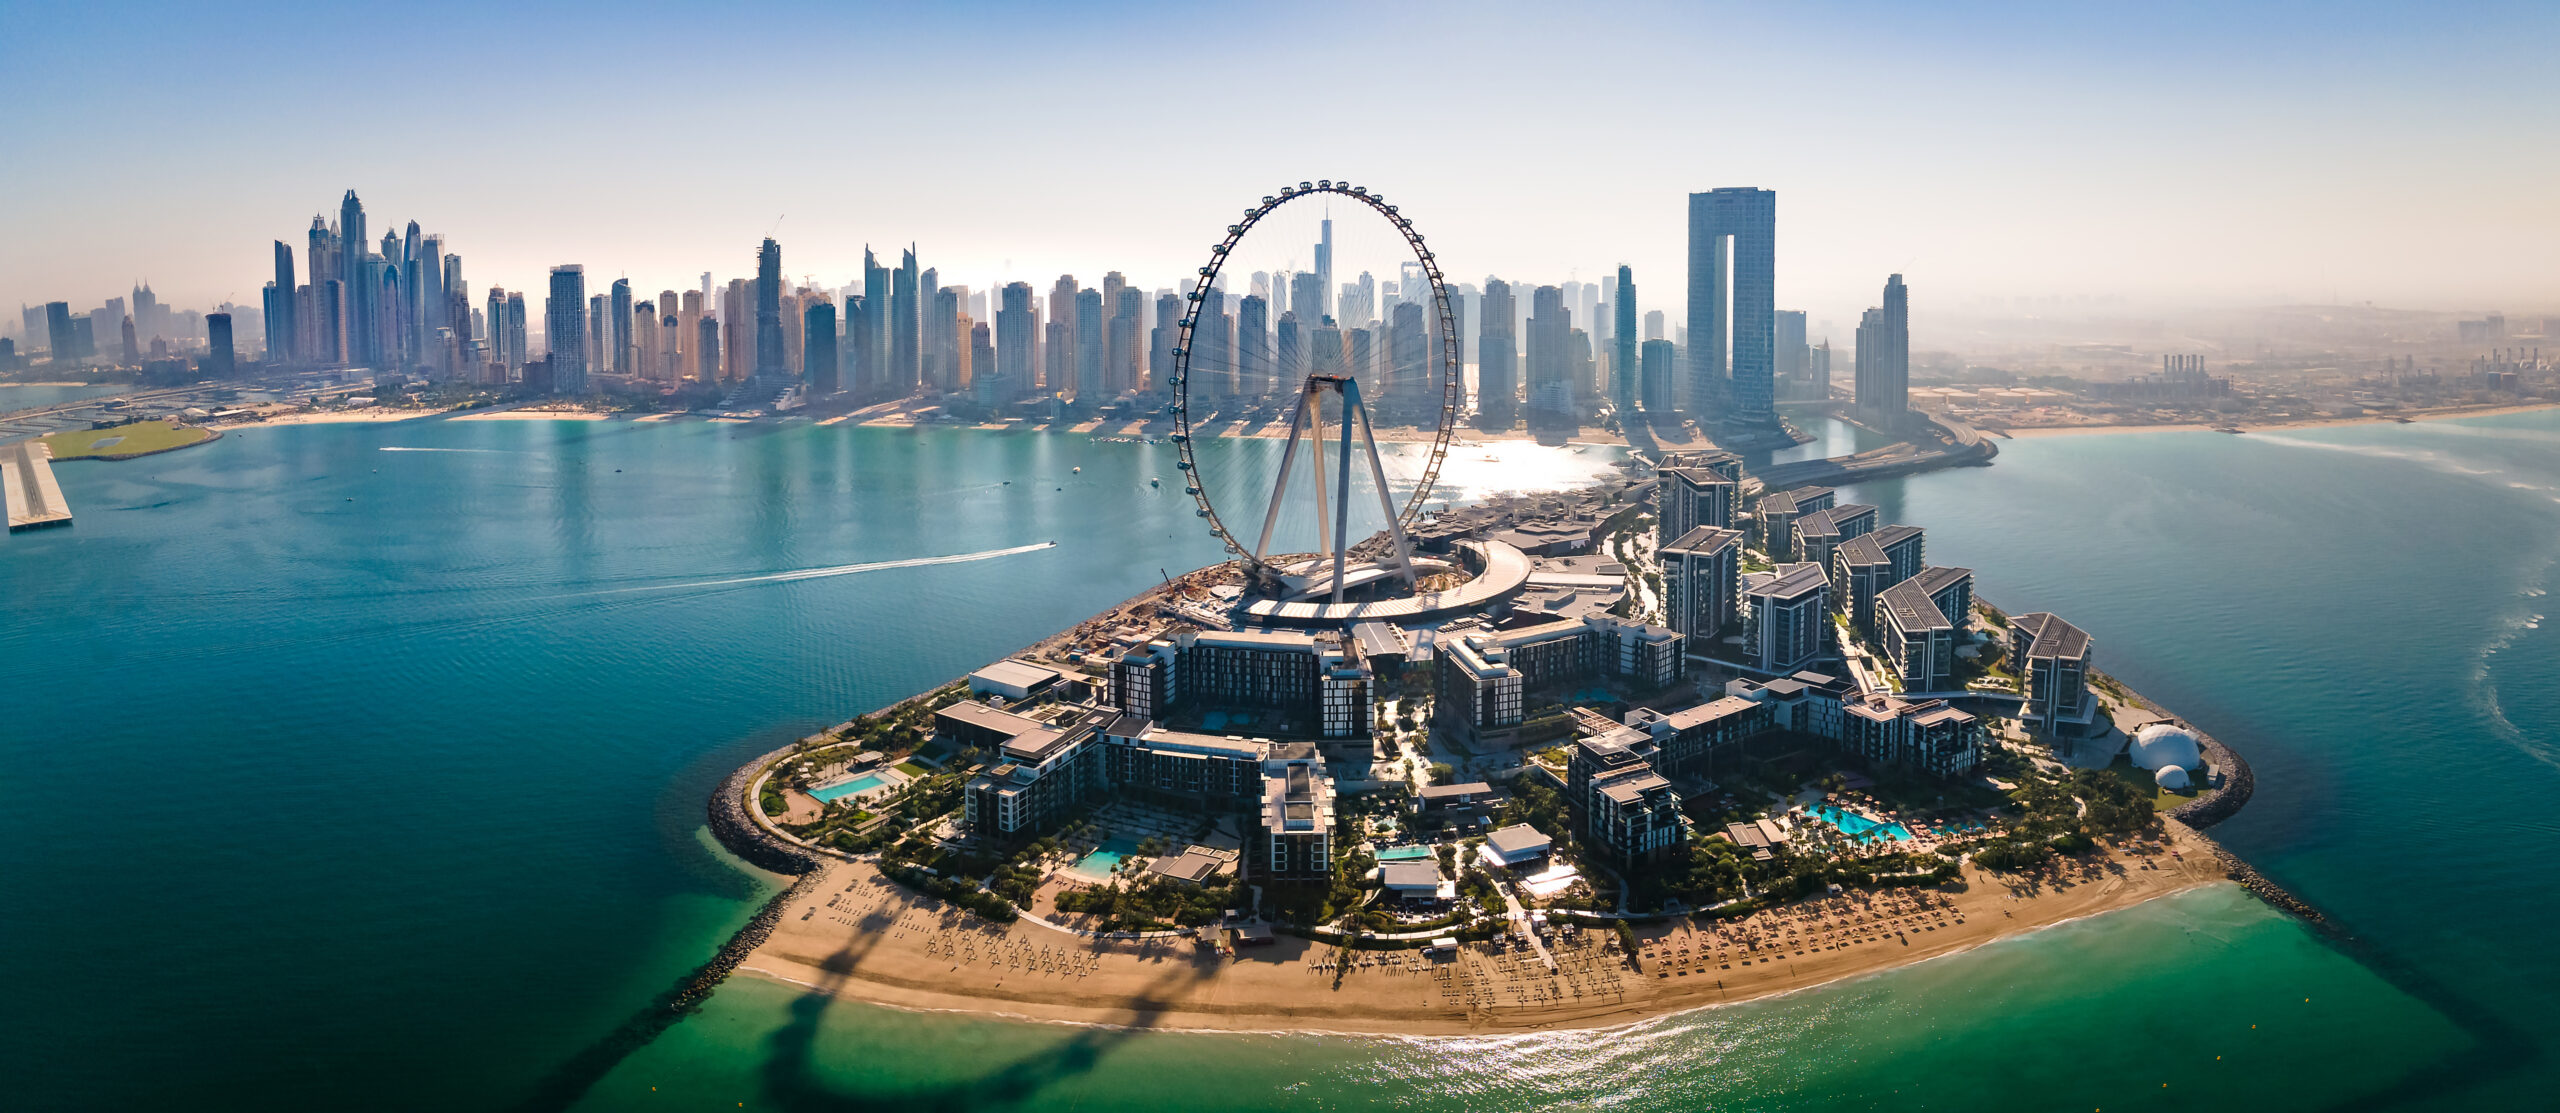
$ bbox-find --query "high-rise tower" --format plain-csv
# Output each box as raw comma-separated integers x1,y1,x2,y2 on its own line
1855,274,1910,423
1613,265,1638,412
339,191,373,366
1687,187,1776,425
1476,279,1517,430
609,279,633,375
546,264,587,394
268,241,297,364
754,238,785,377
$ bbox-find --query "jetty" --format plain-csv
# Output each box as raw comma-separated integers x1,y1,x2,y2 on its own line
4,440,72,532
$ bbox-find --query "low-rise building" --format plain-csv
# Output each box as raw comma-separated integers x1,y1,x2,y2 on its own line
1108,629,1373,738
1260,746,1336,880
962,715,1103,837
1566,729,1688,865
1841,694,1983,777
1433,614,1687,746
967,658,1064,701
1483,823,1554,867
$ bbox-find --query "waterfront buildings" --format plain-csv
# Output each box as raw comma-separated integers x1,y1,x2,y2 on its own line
1613,265,1638,411
545,265,587,394
1431,614,1685,747
1877,577,1958,692
1687,187,1777,425
1660,527,1742,645
1855,274,1910,425
1832,524,1925,633
1791,503,1878,573
1476,278,1517,429
2010,612,2094,731
1742,562,1829,673
1756,486,1833,559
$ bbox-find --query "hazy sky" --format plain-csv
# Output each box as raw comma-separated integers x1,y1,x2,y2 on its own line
5,0,2554,331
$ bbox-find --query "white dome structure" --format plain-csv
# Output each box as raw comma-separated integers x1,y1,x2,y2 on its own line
2154,764,2193,792
2130,723,2203,772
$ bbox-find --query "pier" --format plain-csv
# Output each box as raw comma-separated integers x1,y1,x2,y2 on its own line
4,440,72,532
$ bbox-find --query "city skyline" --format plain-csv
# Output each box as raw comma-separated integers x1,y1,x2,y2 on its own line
5,2,2556,324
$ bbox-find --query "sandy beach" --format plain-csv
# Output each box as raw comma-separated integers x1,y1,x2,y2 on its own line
251,406,440,426
739,820,2227,1037
1995,400,2560,440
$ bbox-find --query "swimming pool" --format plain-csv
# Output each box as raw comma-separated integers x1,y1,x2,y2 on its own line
1375,845,1435,862
1069,837,1142,880
809,773,889,802
1808,803,1913,842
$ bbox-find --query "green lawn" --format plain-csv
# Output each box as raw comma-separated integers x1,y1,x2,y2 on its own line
2102,758,2198,811
43,420,214,460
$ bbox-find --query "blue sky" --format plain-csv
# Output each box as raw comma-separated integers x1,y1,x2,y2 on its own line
3,0,2553,327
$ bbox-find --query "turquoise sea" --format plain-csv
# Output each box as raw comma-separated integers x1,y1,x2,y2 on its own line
6,410,2558,1111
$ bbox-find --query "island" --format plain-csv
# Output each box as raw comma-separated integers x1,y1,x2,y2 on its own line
703,448,2283,1035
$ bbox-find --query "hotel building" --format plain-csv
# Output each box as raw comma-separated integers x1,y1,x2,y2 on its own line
1755,485,1834,559
1661,526,1743,645
2009,612,2094,731
1741,562,1829,673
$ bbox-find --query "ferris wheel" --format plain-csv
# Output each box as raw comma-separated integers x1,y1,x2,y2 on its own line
1167,180,1463,602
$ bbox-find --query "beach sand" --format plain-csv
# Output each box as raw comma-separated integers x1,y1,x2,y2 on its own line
251,407,440,426
1996,400,2559,440
739,820,2229,1037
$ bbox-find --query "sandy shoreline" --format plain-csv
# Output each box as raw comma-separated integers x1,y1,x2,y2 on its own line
1996,400,2560,440
737,821,2226,1037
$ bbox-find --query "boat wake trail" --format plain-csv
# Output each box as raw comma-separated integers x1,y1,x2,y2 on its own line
579,541,1057,596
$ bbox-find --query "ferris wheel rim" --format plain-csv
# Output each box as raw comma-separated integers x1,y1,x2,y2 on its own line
1168,180,1464,578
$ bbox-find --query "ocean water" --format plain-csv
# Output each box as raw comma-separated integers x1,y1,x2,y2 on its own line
5,411,2557,1111
0,381,130,410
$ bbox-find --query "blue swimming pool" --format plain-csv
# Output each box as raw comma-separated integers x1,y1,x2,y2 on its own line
1375,845,1435,862
1809,803,1913,842
1069,837,1142,879
809,773,888,802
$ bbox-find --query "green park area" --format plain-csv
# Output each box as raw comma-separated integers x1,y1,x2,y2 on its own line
43,421,215,460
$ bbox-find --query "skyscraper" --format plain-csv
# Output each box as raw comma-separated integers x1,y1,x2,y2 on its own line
546,264,587,394
1855,274,1910,423
206,313,234,378
1235,294,1269,398
609,279,633,375
1074,287,1106,403
1774,309,1811,400
893,247,921,394
268,241,296,364
1613,265,1638,412
861,248,888,391
754,238,785,377
931,286,962,393
1289,272,1326,328
804,296,839,395
1313,216,1333,324
339,191,373,366
994,282,1035,404
1687,187,1776,425
1527,286,1573,429
1476,279,1517,430
696,314,721,384
1641,338,1677,412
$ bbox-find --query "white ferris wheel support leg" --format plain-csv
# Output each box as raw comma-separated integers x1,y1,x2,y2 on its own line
1253,381,1317,563
1345,378,1421,590
1331,380,1357,604
1309,381,1331,586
